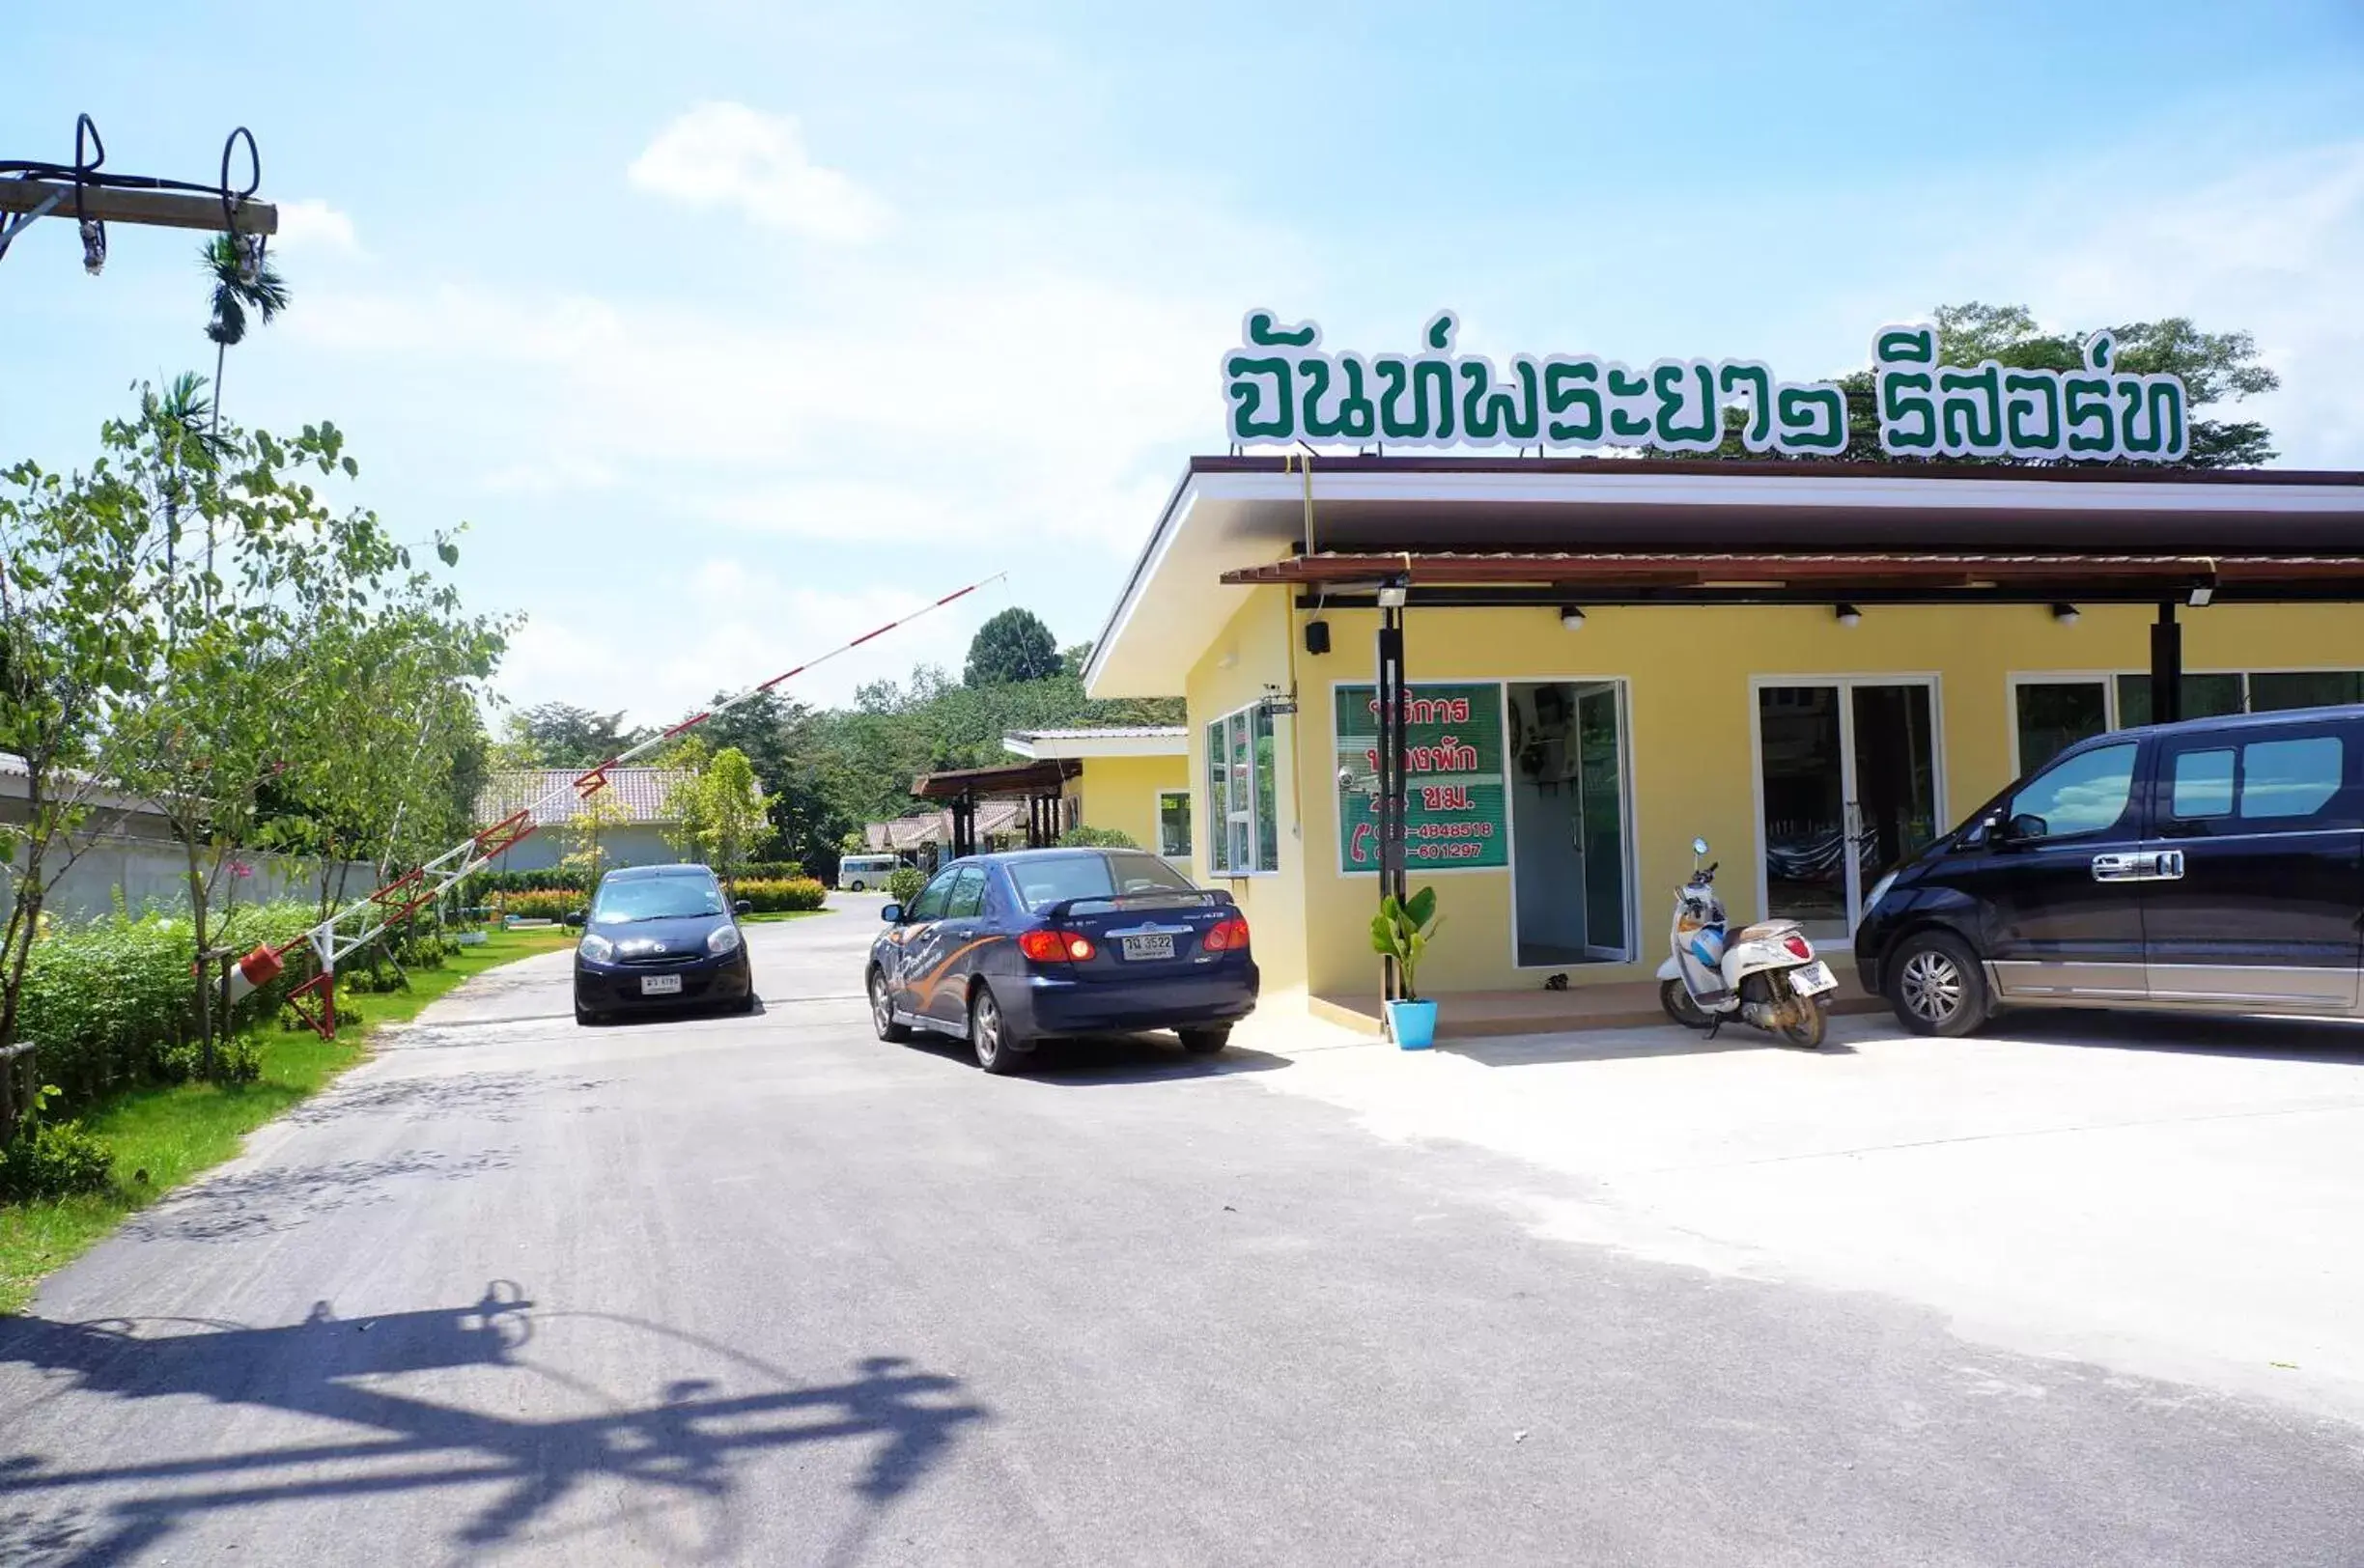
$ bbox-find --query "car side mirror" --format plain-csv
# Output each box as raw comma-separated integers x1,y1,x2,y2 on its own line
561,910,585,928
2007,812,2047,842
734,900,752,915
881,903,903,924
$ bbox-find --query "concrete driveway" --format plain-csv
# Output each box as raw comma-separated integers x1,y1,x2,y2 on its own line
1238,1001,2364,1423
1,906,2359,1565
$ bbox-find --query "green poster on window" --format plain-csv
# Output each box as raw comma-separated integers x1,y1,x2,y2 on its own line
1334,682,1507,873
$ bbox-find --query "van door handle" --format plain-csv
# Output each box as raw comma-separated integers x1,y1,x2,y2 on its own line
2153,850,2185,881
2091,853,2152,882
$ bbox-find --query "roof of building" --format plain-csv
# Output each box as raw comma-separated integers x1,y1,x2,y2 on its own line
1002,725,1187,760
0,751,167,818
867,799,1026,852
1083,454,2364,698
911,758,1081,800
474,768,698,827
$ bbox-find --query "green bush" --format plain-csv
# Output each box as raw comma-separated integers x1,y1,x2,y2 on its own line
496,889,583,922
462,859,806,897
887,867,926,906
1057,826,1140,849
734,877,828,913
0,1115,115,1200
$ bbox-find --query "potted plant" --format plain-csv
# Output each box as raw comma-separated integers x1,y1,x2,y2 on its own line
1369,885,1442,1050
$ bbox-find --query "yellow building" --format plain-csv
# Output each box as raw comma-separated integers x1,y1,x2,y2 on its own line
1082,456,2364,1023
1002,727,1193,859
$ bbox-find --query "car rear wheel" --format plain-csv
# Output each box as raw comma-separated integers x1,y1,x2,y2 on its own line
970,985,1027,1075
869,969,911,1042
1177,1026,1230,1054
1888,931,1988,1038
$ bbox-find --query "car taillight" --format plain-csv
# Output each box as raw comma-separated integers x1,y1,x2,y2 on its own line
1202,915,1251,953
1783,934,1813,961
1019,929,1096,963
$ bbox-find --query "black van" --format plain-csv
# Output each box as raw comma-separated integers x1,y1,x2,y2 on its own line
1854,704,2363,1035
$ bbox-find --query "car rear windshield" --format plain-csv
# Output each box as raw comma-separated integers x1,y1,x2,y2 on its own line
1008,853,1195,908
592,876,726,924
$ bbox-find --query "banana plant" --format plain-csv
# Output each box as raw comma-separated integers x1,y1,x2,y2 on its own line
1368,885,1441,1001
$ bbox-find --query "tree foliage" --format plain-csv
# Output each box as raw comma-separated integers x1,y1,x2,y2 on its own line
964,607,1061,686
496,703,645,769
665,745,772,882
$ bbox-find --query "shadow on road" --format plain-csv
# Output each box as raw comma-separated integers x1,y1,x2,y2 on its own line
1991,1007,2364,1064
0,1283,986,1565
886,1030,1291,1084
1442,1027,1859,1068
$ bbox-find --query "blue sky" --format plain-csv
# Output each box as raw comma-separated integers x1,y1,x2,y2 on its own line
9,1,2362,722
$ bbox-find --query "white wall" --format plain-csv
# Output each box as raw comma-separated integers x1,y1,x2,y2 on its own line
2,836,375,923
481,825,684,877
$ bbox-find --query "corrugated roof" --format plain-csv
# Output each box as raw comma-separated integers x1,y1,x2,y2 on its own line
474,768,701,827
1006,726,1186,741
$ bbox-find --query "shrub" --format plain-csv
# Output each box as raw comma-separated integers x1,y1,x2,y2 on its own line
0,1115,115,1200
1057,826,1140,850
734,877,828,913
496,889,584,922
887,867,926,906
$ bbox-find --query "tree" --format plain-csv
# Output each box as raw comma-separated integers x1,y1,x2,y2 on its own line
0,452,163,1059
1665,301,2281,468
496,704,644,769
200,235,290,432
667,746,770,884
964,607,1061,686
556,791,630,891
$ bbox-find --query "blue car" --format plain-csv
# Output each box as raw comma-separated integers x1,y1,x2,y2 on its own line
866,849,1259,1074
571,863,756,1024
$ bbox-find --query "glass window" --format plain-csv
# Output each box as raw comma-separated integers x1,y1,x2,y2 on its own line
1008,852,1196,908
2014,681,2108,774
1203,703,1279,875
2171,748,2236,819
2007,742,2138,840
1204,720,1231,873
2116,673,2244,728
1227,712,1253,873
2249,672,2364,713
944,866,985,918
906,869,957,922
1253,708,1279,871
2240,736,2344,821
590,873,724,924
1158,791,1193,858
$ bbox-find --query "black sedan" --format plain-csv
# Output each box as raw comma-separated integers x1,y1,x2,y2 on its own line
865,849,1258,1074
571,864,755,1024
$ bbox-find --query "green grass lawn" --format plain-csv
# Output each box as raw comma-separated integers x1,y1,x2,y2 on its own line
741,908,831,924
0,925,575,1312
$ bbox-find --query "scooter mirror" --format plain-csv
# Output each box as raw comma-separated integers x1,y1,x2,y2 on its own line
1692,836,1708,856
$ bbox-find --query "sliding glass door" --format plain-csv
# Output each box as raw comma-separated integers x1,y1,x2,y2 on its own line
1757,680,1940,939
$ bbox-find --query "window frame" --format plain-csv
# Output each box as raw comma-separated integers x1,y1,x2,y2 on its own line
1202,702,1279,877
1155,788,1193,859
2011,668,2364,776
2003,739,2143,843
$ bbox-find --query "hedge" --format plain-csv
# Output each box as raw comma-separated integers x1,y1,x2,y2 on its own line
734,877,828,913
13,901,450,1112
462,860,805,895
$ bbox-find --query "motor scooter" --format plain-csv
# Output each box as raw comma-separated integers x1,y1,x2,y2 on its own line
1657,836,1837,1048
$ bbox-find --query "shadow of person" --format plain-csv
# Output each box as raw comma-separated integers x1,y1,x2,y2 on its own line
0,1285,986,1565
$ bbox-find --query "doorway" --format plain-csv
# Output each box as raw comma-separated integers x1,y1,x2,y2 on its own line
1754,679,1941,940
1507,681,1632,966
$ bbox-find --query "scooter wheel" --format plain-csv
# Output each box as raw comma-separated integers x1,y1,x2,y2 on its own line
1660,978,1714,1030
1777,997,1829,1050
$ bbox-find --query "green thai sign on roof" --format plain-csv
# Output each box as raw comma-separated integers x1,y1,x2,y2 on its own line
1222,312,2188,462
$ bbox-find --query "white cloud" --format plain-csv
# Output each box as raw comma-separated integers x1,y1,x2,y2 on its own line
628,102,888,242
273,198,360,254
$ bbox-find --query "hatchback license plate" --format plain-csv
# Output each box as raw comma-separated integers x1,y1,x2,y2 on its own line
640,974,684,995
1121,934,1175,962
1788,962,1835,997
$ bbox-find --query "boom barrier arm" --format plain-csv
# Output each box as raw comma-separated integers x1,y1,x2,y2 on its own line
268,574,1005,1036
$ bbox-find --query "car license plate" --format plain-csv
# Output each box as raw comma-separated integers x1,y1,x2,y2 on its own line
640,974,684,995
1121,934,1175,962
1788,961,1836,997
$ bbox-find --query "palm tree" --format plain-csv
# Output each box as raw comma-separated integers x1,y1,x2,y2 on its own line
199,234,290,433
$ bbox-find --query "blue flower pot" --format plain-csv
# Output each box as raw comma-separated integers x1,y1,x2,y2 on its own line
1388,998,1439,1050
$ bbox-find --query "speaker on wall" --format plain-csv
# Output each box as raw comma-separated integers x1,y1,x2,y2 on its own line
1304,619,1331,656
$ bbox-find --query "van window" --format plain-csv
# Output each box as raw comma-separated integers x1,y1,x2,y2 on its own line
2008,742,2138,840
2240,736,2343,821
2170,749,2236,819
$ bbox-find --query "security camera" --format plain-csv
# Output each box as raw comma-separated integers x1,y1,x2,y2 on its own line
1337,767,1356,789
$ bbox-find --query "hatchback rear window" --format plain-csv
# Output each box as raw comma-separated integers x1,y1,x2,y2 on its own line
1009,854,1194,907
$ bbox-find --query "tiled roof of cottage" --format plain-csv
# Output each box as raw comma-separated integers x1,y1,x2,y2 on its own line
474,769,699,827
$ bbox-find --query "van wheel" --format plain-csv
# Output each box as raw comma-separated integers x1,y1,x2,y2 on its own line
1889,931,1988,1037
1178,1026,1230,1054
850,881,867,893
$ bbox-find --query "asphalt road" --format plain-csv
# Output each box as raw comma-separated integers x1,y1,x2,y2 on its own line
3,906,2360,1566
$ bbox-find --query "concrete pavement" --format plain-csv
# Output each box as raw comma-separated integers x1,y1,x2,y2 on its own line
2,905,2359,1565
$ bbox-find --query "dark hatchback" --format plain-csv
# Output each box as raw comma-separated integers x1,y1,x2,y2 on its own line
865,849,1259,1074
1855,704,2364,1036
572,864,756,1024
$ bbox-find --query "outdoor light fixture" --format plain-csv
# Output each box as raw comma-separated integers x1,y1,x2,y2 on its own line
2051,602,2081,626
2188,585,2214,607
78,217,105,275
1375,577,1409,610
1835,602,1863,628
1559,605,1587,630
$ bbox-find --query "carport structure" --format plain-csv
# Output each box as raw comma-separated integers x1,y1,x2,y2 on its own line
910,759,1081,859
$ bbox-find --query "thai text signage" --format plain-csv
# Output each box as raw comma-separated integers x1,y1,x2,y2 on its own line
1335,682,1508,874
1223,312,2187,462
